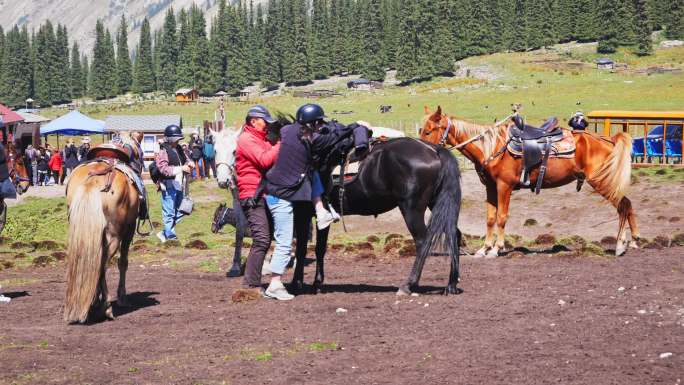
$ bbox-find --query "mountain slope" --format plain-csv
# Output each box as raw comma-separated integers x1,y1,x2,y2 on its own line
0,0,264,56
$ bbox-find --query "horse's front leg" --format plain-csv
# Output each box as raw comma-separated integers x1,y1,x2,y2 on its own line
488,182,513,258
227,198,245,277
475,183,497,258
313,226,330,294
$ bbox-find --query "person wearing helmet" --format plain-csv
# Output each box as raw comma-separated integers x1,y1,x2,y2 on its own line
568,111,588,131
155,124,194,242
234,105,281,294
261,103,368,300
121,130,149,220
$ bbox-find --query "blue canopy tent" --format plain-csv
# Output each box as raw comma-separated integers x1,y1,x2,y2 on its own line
40,110,105,148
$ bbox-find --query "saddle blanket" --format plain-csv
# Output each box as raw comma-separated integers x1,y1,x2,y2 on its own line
507,129,576,158
73,160,145,196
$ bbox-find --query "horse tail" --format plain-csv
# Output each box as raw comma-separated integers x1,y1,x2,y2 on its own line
590,131,632,205
421,147,462,273
64,183,108,323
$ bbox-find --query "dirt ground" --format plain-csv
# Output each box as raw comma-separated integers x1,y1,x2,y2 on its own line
1,169,683,384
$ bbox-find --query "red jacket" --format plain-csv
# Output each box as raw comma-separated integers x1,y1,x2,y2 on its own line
48,152,63,171
235,124,280,200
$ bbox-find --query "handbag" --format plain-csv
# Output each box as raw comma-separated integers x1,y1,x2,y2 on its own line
178,175,194,215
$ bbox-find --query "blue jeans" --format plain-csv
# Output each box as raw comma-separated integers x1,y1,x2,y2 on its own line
312,171,324,199
266,195,293,275
161,186,185,239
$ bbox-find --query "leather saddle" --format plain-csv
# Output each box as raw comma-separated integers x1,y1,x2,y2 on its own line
508,116,565,194
86,143,130,163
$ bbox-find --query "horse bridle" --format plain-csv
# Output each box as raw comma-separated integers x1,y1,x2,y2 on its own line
7,152,30,186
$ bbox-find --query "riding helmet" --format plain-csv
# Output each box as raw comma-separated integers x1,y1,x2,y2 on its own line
164,124,184,139
246,105,277,124
296,104,327,125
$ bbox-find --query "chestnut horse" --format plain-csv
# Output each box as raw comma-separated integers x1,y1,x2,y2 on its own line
64,161,139,323
7,143,30,194
420,106,638,257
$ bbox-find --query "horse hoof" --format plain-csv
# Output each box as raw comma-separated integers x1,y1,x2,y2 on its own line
474,248,487,258
628,240,639,249
105,305,115,320
396,287,411,296
290,280,305,294
313,281,323,295
225,268,242,278
443,285,463,295
485,250,499,259
615,244,626,257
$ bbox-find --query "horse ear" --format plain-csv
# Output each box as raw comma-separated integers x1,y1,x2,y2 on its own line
424,106,431,115
436,106,442,115
429,107,442,122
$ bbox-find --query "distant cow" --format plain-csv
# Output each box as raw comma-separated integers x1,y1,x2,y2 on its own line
379,105,392,113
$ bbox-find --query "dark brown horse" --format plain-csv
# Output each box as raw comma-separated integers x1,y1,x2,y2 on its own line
420,106,638,257
7,142,30,194
64,160,139,323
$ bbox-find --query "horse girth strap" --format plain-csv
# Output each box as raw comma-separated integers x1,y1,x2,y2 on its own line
87,159,118,193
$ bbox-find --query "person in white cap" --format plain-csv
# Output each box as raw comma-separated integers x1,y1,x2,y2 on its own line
568,111,588,131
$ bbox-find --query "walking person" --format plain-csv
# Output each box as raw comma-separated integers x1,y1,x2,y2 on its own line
120,130,149,220
63,139,79,179
155,125,194,242
203,133,216,179
189,133,204,180
234,105,281,295
37,148,49,186
25,145,38,186
48,147,63,185
78,137,90,164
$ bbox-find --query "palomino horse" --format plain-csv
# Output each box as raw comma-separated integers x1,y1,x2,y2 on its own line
420,106,637,257
64,160,139,323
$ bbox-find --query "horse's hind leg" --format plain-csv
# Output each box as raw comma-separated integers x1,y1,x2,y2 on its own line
625,197,640,249
487,183,513,258
117,229,134,307
614,197,632,256
397,206,428,295
475,184,497,258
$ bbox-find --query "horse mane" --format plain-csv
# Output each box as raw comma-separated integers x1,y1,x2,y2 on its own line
450,116,506,159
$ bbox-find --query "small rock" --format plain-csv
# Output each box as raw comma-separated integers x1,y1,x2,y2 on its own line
336,307,348,315
410,292,419,297
659,352,673,359
0,295,10,303
558,299,566,306
424,303,429,307
393,300,400,305
618,287,626,292
550,323,556,327
638,309,647,314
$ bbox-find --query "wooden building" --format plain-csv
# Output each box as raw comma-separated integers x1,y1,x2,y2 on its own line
175,88,199,103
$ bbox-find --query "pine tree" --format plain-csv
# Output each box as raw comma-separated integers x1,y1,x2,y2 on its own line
309,0,331,79
664,0,684,38
82,54,90,96
70,42,85,98
634,0,653,55
395,0,420,82
381,0,400,68
188,4,212,93
432,0,456,74
597,0,620,53
54,24,71,103
509,0,528,51
91,20,117,99
360,0,385,80
133,18,156,93
159,7,178,93
115,15,133,94
261,0,282,85
33,22,56,105
153,30,162,91
283,0,311,83
0,26,32,106
176,9,193,88
225,2,249,92
616,0,637,44
576,0,598,42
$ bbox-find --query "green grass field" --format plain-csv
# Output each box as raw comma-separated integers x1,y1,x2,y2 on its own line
41,43,684,142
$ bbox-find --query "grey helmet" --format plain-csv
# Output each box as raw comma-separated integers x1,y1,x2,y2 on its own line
246,105,277,124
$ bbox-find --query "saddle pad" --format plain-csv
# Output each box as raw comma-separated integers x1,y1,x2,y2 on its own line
507,129,576,158
73,160,144,196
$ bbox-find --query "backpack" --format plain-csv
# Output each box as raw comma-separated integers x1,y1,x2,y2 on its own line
203,141,215,159
148,159,162,183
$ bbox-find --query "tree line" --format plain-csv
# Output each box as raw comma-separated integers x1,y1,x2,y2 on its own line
0,0,683,107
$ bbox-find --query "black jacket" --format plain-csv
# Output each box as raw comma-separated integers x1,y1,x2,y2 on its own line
569,117,588,130
64,144,79,169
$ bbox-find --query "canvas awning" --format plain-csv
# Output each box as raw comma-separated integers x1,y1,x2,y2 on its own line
40,110,105,135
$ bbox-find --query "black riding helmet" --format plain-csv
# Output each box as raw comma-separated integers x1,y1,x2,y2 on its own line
296,104,327,126
164,124,184,140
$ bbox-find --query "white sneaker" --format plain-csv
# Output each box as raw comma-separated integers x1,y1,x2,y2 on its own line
264,281,294,301
316,210,335,230
156,231,167,243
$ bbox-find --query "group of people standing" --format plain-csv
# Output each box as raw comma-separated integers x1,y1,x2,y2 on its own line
22,138,91,186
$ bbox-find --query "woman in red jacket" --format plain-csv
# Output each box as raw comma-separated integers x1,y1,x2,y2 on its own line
47,147,64,185
234,105,280,293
